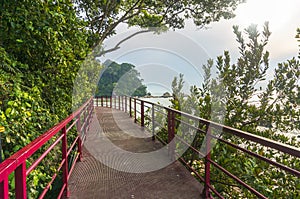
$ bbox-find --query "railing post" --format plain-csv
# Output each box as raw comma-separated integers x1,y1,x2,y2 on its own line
141,101,144,127
101,96,103,107
77,114,82,162
129,97,132,117
134,98,137,123
204,125,211,198
15,162,27,199
110,96,112,108
96,97,98,107
125,96,127,113
168,110,175,160
152,104,155,141
114,96,116,109
120,96,123,111
0,179,9,199
118,96,121,110
62,126,70,197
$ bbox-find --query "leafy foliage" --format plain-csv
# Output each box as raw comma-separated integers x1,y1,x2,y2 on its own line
74,0,245,51
96,60,147,97
168,24,300,198
0,0,96,197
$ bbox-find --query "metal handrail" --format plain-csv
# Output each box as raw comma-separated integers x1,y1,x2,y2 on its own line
95,96,300,198
0,97,94,199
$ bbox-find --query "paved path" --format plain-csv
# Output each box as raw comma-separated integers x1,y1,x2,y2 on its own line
66,107,203,199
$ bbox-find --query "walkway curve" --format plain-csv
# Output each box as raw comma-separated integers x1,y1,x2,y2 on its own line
66,107,203,198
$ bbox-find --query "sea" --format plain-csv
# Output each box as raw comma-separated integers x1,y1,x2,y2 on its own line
140,97,300,141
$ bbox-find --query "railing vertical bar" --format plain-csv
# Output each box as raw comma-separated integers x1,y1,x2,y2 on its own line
204,125,212,198
118,96,121,110
15,162,27,199
0,179,9,199
101,96,103,107
62,126,70,197
152,104,155,140
141,101,144,127
96,97,98,107
134,98,137,123
121,96,124,111
125,96,127,113
110,96,112,108
167,110,175,160
129,97,132,117
77,114,82,162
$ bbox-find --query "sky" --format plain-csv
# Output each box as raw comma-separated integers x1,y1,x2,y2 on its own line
99,0,300,96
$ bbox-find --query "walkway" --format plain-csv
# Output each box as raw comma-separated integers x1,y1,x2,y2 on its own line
66,107,204,198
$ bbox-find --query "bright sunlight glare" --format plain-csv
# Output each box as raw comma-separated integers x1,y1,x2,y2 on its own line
235,0,295,30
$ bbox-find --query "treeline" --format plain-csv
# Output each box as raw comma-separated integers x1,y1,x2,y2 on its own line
96,60,148,97
0,1,100,197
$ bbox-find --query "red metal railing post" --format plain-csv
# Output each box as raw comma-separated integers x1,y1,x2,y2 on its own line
134,98,137,123
204,125,212,198
0,179,9,199
110,96,112,108
62,126,70,197
122,96,124,111
120,96,122,111
152,104,155,141
15,162,27,199
101,96,103,107
125,96,127,113
105,96,108,107
141,101,144,127
77,114,83,162
167,110,175,160
129,97,132,117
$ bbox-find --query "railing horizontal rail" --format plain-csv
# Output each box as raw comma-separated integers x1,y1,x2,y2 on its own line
0,97,94,198
94,96,300,199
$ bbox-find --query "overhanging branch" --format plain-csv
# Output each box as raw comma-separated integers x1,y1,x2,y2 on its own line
94,29,154,57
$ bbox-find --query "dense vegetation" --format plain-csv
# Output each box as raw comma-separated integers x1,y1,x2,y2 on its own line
96,60,147,97
167,23,300,198
0,0,243,197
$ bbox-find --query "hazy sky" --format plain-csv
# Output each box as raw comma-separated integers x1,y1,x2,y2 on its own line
99,0,300,96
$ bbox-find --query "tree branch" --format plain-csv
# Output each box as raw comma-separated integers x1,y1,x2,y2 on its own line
94,29,153,57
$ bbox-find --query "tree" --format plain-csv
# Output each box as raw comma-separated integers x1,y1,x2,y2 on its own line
74,0,245,54
0,0,91,117
96,60,147,97
168,24,300,198
0,1,98,197
162,92,171,98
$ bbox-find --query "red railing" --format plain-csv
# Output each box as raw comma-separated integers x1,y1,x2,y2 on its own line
0,97,94,199
95,96,300,199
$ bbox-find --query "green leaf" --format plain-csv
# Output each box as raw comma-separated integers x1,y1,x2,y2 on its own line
5,108,12,115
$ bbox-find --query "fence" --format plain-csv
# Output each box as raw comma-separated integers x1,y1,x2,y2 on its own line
95,96,300,198
0,97,94,199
